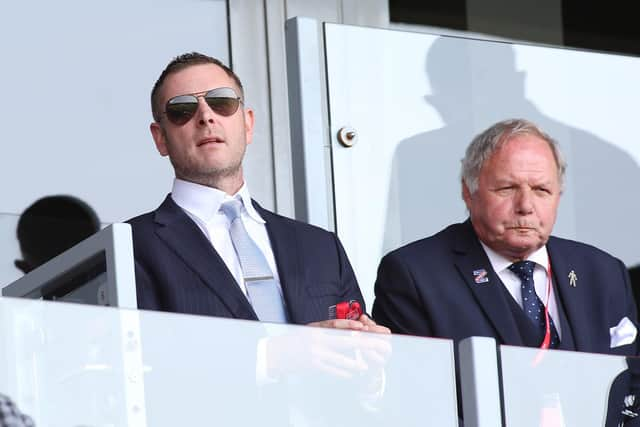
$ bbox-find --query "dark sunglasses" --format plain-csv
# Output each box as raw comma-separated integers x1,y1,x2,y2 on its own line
163,87,243,126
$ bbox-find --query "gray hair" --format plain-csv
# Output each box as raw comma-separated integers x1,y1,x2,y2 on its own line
461,118,567,194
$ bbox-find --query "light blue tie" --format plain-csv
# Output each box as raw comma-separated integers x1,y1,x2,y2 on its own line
220,199,288,323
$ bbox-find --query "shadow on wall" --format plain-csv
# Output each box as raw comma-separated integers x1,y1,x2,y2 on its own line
383,37,640,267
15,195,100,274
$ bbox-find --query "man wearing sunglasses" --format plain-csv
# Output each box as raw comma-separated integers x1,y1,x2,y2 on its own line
128,52,387,334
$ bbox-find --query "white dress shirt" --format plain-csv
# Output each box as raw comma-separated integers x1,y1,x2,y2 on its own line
170,178,281,296
480,242,562,337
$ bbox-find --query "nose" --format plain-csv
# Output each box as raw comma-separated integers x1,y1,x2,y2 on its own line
515,188,534,215
195,97,217,126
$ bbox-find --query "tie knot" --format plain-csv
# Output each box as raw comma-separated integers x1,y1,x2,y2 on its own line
220,198,243,222
508,260,536,282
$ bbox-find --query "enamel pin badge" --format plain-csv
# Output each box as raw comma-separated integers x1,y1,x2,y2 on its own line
568,270,578,287
473,269,489,284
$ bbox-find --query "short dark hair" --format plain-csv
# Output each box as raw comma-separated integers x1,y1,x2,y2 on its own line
150,52,244,122
16,195,101,270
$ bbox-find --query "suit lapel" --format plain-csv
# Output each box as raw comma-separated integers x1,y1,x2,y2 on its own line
454,221,523,345
154,196,257,319
547,238,593,352
254,202,300,321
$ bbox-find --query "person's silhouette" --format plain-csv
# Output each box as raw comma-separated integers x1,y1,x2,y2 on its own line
15,195,100,274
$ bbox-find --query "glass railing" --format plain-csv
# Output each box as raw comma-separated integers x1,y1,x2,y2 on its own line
2,295,637,427
499,344,630,426
0,297,459,426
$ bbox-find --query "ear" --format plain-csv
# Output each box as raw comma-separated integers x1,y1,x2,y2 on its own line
243,108,255,146
462,181,473,209
150,122,169,156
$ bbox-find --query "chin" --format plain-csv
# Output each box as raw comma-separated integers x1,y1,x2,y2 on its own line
511,240,544,254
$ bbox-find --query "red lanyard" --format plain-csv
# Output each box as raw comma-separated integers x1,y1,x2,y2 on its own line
539,259,553,349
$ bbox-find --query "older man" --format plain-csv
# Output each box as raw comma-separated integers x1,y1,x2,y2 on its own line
129,52,387,333
373,118,637,355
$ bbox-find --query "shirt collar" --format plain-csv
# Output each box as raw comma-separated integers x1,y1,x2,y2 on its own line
170,178,265,224
480,241,549,274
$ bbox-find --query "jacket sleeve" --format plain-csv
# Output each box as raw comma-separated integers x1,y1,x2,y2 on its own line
372,251,433,336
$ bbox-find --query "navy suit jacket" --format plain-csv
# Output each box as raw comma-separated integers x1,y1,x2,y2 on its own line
373,220,638,356
129,195,364,324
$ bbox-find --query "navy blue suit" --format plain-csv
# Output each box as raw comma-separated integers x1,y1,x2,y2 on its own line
129,195,364,323
373,220,638,356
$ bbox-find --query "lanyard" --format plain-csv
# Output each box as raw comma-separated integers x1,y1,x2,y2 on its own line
539,259,553,349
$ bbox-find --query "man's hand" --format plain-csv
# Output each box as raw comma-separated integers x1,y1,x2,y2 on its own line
358,314,391,334
307,314,391,334
266,319,392,379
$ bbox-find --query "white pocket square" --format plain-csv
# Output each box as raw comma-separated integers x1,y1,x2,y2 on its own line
610,316,637,348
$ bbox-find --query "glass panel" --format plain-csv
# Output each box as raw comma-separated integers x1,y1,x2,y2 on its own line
0,297,459,426
324,23,640,307
0,0,229,225
499,345,630,426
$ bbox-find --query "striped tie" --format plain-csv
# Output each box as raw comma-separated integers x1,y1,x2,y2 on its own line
220,199,288,323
